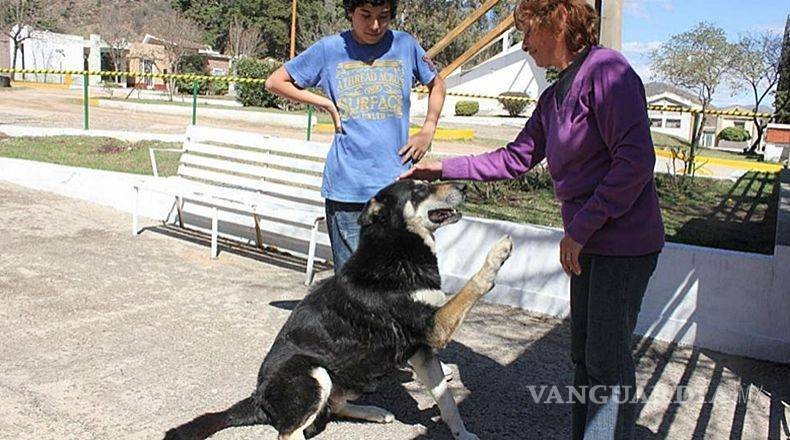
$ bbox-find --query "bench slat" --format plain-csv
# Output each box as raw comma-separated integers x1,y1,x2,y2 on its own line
140,178,325,228
186,125,331,159
180,153,323,189
177,166,325,204
185,141,325,174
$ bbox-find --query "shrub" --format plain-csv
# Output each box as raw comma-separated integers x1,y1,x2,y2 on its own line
175,54,209,95
498,91,531,117
455,100,479,116
233,56,285,108
208,79,229,96
717,126,751,142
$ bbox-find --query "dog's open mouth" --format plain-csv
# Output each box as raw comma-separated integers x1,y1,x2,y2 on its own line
428,208,462,224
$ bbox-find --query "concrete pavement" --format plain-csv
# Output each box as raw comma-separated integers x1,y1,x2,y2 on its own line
0,181,787,439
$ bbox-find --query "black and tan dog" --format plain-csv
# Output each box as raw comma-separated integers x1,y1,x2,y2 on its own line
164,180,513,440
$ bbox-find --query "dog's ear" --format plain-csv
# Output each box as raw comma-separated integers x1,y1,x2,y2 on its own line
359,197,385,226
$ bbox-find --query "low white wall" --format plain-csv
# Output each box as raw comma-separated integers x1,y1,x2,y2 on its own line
1,157,787,363
436,217,790,364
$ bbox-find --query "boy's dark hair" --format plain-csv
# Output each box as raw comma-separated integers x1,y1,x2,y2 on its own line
343,0,398,19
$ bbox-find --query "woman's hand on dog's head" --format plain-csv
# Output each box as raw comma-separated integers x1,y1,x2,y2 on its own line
398,161,443,181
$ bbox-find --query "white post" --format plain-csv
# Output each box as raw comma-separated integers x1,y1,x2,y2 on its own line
305,218,321,285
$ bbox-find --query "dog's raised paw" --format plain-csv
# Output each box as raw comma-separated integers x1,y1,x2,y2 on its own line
485,234,514,269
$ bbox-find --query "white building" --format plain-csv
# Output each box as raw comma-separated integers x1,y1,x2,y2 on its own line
644,82,704,144
9,26,102,86
412,29,548,118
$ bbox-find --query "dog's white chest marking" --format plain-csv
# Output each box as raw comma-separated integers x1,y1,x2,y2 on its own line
411,289,447,307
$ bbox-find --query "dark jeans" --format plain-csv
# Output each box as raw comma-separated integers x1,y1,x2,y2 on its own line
570,252,659,440
325,199,366,274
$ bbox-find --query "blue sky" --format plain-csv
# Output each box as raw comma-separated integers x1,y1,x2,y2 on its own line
621,0,788,107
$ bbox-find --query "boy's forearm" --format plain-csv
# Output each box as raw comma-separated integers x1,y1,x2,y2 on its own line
421,76,446,133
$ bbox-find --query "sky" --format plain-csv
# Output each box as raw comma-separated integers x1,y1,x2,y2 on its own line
620,0,788,108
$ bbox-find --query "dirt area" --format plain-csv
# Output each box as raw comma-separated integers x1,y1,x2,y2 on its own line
0,86,520,157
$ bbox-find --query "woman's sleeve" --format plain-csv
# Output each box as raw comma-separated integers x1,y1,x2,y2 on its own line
564,59,656,245
441,99,547,181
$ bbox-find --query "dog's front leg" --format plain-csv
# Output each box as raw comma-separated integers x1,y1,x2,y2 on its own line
409,348,479,440
427,235,513,349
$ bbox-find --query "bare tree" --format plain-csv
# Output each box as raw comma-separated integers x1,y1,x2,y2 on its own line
95,3,141,83
227,16,265,58
0,0,42,79
729,31,782,154
147,9,206,100
651,22,733,176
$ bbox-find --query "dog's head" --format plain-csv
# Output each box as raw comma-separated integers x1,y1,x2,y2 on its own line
358,180,466,233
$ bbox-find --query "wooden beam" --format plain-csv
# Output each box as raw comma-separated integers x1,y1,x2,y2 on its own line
425,0,503,59
439,13,515,79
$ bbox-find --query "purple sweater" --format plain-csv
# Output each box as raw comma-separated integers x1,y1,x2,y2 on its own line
442,47,664,256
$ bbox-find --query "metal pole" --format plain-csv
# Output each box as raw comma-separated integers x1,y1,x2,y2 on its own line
83,72,89,130
192,80,198,125
306,105,313,140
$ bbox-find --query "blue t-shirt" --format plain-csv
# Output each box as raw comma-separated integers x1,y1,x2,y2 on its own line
285,30,437,203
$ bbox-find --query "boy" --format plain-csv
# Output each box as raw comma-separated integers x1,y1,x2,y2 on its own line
266,0,446,273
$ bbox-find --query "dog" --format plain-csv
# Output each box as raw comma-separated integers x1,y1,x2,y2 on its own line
164,179,513,440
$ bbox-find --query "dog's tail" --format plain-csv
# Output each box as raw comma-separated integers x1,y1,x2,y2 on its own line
163,396,267,440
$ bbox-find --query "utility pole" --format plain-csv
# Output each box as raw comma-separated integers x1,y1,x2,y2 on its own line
290,0,297,59
589,0,622,51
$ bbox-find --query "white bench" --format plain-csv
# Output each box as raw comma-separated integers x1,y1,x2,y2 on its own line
132,125,331,285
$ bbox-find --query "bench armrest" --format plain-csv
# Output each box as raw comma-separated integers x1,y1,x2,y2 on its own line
148,147,184,178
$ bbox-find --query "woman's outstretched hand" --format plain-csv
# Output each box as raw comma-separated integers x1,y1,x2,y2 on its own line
398,161,443,181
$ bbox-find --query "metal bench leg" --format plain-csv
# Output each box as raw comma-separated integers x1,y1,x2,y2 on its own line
305,217,322,286
253,214,264,249
211,207,219,259
175,196,185,228
132,186,139,236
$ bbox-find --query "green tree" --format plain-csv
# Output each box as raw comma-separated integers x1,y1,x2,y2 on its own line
650,22,733,177
774,16,790,124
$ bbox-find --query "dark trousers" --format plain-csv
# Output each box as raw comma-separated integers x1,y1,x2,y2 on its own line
570,253,659,440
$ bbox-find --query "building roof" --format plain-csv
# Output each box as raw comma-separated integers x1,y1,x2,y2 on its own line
720,104,774,114
644,82,702,106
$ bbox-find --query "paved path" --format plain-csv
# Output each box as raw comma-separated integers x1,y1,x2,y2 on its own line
0,181,787,439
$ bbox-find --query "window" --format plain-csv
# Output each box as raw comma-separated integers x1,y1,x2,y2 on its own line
665,119,681,128
650,118,663,127
734,121,745,129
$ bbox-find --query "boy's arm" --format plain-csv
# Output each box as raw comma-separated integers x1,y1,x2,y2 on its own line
399,74,446,164
265,66,343,133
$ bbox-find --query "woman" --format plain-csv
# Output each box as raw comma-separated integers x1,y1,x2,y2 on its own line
400,0,664,438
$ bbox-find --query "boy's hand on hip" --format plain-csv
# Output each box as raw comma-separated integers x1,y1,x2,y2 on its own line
399,129,433,164
318,98,343,133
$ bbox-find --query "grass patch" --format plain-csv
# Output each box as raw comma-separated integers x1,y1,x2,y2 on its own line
460,168,778,254
0,136,182,176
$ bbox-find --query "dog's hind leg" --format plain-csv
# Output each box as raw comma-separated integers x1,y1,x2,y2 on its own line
426,235,513,349
409,348,478,440
330,393,395,423
269,364,332,440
